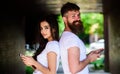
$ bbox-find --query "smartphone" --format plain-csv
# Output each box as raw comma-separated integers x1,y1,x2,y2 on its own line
19,53,23,57
99,49,104,54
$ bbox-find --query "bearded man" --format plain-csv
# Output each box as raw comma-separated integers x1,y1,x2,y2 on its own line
59,2,103,74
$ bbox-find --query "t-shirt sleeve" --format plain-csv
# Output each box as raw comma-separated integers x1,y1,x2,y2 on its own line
46,42,59,55
63,36,79,50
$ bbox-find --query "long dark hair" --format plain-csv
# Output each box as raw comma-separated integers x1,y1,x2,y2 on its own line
33,14,59,60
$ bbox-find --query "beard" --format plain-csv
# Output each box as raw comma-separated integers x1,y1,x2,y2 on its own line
68,20,84,34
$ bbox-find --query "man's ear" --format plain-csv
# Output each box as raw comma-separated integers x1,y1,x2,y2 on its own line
63,17,66,21
63,17,67,24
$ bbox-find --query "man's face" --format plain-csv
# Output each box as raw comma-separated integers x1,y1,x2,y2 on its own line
65,10,83,34
66,10,80,23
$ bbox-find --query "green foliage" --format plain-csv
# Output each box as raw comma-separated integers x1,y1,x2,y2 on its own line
26,66,34,74
57,13,104,38
90,56,104,70
57,14,65,37
81,13,104,37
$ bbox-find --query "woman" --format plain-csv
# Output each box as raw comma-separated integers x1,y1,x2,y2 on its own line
21,14,60,74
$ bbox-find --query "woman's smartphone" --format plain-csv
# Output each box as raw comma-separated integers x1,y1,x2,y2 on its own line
19,53,24,57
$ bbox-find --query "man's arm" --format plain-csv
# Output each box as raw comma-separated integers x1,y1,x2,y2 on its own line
68,46,100,74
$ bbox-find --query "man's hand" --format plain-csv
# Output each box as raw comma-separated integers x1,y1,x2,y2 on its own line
87,51,101,63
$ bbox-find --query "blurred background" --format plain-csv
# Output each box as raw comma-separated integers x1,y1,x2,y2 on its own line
0,0,120,74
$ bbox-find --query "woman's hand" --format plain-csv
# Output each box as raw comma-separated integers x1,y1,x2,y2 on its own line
20,55,35,67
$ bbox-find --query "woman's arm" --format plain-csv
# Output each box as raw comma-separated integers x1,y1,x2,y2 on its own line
34,52,57,74
21,52,57,74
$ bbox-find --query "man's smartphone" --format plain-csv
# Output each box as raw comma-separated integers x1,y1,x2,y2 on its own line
98,49,104,54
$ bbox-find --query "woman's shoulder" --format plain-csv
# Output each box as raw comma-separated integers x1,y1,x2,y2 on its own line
46,41,60,53
47,41,59,46
48,40,58,44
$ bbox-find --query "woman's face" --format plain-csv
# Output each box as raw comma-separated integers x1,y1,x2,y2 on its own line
40,21,53,41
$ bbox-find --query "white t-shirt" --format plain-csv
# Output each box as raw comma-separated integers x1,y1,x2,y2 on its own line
59,31,89,74
33,41,60,74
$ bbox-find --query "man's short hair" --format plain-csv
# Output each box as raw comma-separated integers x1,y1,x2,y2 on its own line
61,2,80,16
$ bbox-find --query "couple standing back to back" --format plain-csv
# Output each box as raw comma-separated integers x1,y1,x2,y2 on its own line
21,2,104,74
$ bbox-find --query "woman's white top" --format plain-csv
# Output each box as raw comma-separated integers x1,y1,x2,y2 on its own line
33,41,60,74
